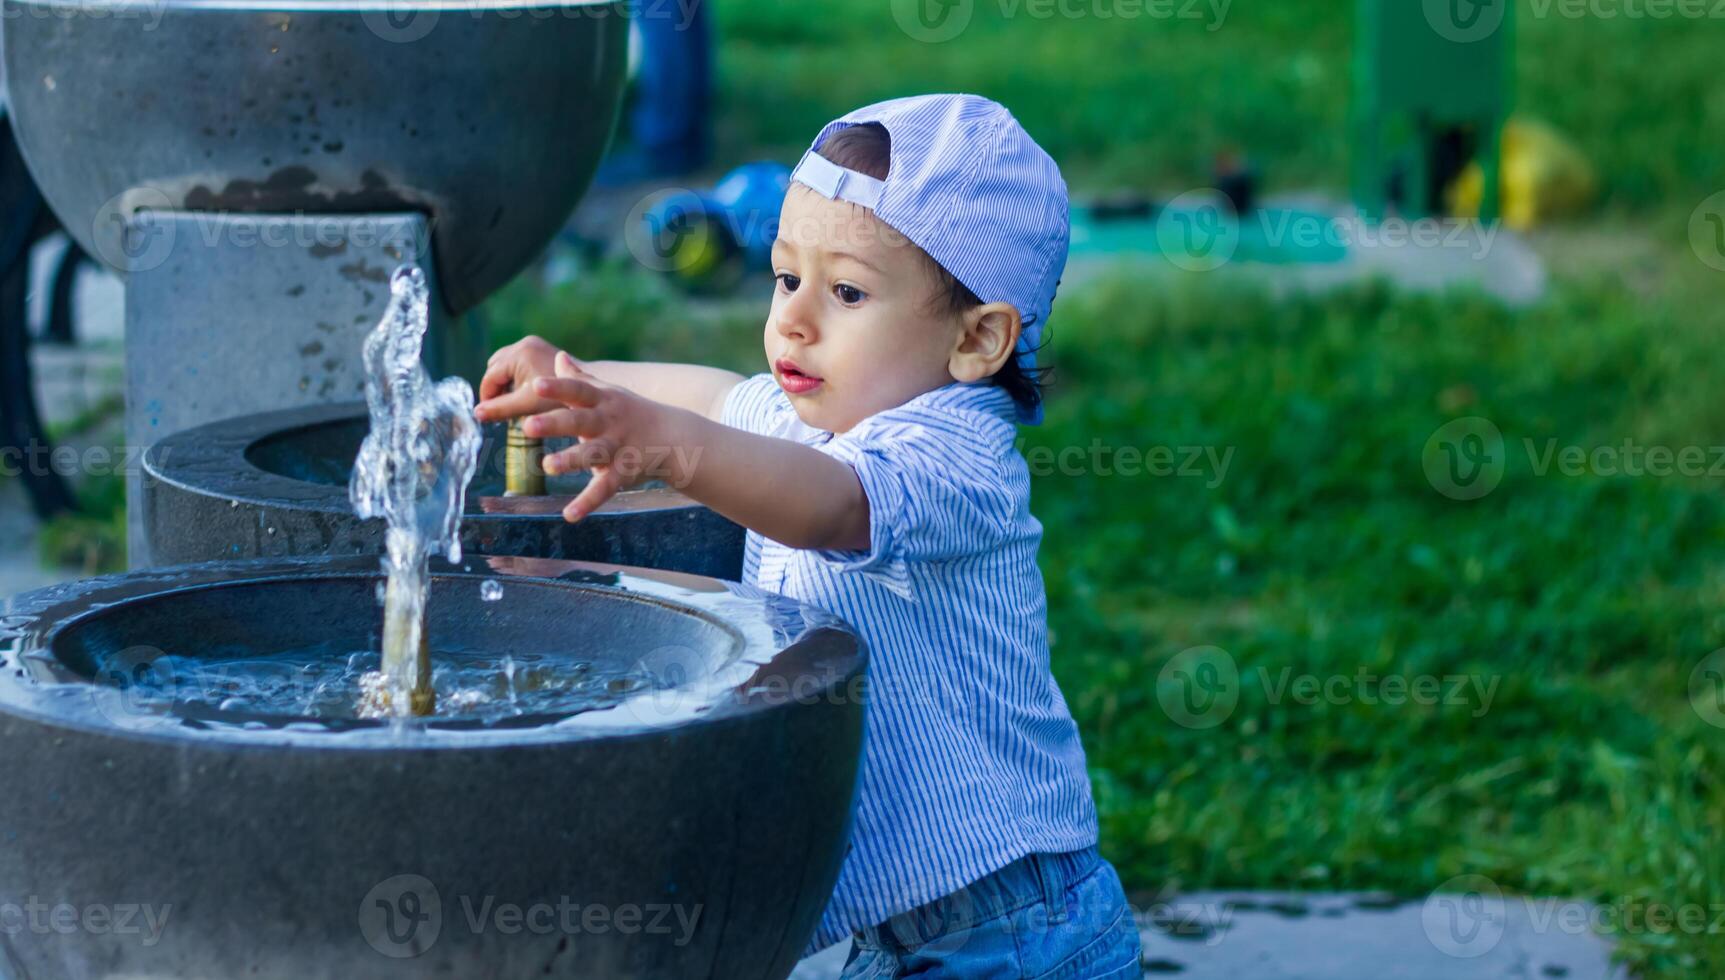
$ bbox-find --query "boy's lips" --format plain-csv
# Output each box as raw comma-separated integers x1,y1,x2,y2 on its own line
774,358,823,395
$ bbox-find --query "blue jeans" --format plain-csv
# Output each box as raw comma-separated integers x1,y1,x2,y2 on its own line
839,847,1142,979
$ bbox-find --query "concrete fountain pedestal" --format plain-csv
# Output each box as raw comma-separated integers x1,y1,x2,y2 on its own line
0,555,865,978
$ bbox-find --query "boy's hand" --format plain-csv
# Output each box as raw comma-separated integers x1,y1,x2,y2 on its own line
525,352,677,524
475,335,565,422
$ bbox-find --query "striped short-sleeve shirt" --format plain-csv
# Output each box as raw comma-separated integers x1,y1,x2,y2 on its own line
721,373,1100,951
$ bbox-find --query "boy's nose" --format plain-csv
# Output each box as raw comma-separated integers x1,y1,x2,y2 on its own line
774,292,818,343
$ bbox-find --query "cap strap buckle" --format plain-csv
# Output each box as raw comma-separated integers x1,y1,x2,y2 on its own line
790,150,885,210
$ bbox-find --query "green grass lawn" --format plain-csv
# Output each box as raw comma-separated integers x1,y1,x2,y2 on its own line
504,2,1725,975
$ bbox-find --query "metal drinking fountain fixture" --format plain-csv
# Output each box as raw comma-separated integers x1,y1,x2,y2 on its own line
1,0,733,568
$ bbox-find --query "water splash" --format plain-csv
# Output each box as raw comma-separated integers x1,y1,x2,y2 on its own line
349,266,482,717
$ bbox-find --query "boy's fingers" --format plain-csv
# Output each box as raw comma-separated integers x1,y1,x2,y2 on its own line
478,359,515,400
563,468,622,524
524,407,602,441
543,437,615,475
554,350,587,379
533,376,601,407
474,388,547,423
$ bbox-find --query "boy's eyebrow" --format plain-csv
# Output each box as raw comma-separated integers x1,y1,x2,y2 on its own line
827,249,885,275
773,238,886,275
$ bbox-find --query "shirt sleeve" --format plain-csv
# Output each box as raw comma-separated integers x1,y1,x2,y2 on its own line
810,406,1024,598
720,373,792,436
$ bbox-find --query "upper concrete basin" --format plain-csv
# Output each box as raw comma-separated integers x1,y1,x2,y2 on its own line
1,0,628,312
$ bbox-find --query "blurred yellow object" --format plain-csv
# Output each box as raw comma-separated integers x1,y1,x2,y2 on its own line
1449,119,1596,229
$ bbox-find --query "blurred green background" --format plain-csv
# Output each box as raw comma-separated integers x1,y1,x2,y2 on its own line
40,0,1725,975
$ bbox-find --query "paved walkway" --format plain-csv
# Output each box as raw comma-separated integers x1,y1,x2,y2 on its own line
791,891,1625,979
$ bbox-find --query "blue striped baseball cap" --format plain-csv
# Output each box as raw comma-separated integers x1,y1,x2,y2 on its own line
789,93,1069,424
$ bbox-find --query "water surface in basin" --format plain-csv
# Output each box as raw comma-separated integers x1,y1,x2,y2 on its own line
24,570,747,737
92,641,661,724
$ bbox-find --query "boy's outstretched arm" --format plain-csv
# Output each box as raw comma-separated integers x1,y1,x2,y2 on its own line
525,353,870,552
475,335,744,423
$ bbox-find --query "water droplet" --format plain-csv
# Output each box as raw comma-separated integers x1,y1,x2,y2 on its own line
480,579,503,602
375,582,387,605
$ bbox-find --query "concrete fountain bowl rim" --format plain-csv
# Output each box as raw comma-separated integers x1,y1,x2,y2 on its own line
0,555,865,751
146,401,713,520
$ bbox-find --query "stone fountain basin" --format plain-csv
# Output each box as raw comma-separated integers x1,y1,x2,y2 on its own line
142,403,746,577
0,555,865,979
1,0,628,314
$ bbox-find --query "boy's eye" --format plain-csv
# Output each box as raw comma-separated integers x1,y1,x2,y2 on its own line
834,284,866,305
776,273,801,293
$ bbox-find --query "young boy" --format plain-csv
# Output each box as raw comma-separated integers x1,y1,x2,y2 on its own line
476,93,1142,978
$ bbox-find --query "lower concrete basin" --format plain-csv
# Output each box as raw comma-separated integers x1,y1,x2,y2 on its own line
0,555,864,978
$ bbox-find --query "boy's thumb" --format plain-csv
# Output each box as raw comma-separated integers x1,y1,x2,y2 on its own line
554,351,582,379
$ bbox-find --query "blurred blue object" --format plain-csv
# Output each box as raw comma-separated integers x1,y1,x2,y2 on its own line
709,161,791,268
638,161,790,291
596,2,713,186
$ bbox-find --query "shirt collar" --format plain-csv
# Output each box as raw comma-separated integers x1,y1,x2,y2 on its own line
801,380,1021,446
903,381,1020,426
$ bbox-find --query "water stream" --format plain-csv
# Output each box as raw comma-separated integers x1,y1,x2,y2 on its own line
348,266,482,718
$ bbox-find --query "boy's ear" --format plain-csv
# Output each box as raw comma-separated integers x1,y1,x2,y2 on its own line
948,302,1023,384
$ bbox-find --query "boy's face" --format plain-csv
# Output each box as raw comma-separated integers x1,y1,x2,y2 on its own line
765,185,964,433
